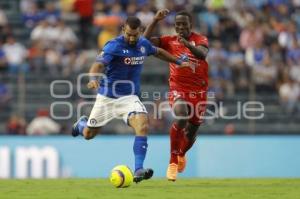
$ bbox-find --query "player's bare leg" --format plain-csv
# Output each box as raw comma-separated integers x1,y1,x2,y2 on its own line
72,115,100,140
178,122,199,172
128,113,154,183
167,99,189,181
82,127,100,140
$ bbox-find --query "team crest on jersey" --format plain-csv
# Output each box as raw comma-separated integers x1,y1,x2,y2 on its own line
140,46,145,53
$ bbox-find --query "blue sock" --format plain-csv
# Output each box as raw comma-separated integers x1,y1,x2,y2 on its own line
133,136,148,172
78,119,87,136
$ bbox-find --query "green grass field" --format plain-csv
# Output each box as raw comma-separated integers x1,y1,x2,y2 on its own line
0,178,300,199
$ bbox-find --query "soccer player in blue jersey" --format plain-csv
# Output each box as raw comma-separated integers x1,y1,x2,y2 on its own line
72,16,189,183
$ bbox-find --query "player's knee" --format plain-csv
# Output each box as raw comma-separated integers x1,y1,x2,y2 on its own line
136,122,149,136
175,119,188,129
186,131,197,142
83,132,94,140
186,123,199,141
83,128,98,140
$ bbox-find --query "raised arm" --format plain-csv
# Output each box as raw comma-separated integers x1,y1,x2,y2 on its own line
144,9,169,46
87,62,105,89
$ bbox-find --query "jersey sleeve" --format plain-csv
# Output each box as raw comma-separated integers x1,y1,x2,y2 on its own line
195,35,209,48
95,51,114,66
95,40,118,65
159,35,171,50
143,38,158,56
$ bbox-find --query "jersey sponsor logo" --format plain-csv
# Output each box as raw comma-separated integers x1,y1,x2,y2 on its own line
171,41,181,45
124,57,131,64
124,56,145,65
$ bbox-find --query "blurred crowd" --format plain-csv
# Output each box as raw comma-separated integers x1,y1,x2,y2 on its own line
0,0,300,135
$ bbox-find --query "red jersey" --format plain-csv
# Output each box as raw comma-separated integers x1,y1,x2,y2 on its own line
160,32,209,92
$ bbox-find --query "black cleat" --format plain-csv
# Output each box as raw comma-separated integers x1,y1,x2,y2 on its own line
133,168,154,183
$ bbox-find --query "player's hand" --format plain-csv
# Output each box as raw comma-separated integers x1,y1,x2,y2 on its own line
87,80,99,89
176,54,189,66
154,9,169,21
179,37,190,47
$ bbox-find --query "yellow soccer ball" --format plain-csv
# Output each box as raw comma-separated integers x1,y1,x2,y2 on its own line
110,165,134,188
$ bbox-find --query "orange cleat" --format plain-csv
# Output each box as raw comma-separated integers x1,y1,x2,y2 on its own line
177,155,186,173
166,163,178,181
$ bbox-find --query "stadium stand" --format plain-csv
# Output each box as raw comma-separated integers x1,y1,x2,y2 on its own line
0,0,300,135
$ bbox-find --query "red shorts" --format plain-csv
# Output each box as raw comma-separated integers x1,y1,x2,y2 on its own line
168,90,207,126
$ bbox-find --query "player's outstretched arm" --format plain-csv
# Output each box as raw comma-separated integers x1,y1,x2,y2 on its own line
143,9,169,46
87,62,104,89
154,48,189,67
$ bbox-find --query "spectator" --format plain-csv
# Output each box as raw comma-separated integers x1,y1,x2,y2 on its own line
0,81,11,111
208,41,234,95
278,21,299,49
28,40,45,73
245,42,269,66
239,22,264,50
30,19,55,48
2,36,28,74
125,3,138,16
227,43,249,91
279,78,300,114
0,8,8,28
96,16,120,49
73,0,94,48
0,42,8,72
286,39,300,66
51,19,78,49
45,47,61,76
41,1,61,23
6,114,26,135
26,109,61,135
251,56,278,93
22,2,43,29
136,3,155,26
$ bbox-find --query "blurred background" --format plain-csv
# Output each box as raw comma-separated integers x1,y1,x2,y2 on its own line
1,0,300,136
0,0,300,179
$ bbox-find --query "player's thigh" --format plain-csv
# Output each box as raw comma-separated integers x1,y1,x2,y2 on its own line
173,98,190,116
118,95,148,126
188,99,207,128
128,113,149,136
87,94,115,128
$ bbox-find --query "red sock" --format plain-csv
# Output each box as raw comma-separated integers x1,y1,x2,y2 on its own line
169,123,184,164
180,131,196,156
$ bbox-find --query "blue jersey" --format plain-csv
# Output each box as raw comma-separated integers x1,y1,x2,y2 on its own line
95,35,158,98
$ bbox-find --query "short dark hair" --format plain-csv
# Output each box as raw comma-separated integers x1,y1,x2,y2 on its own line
176,10,192,22
125,16,141,29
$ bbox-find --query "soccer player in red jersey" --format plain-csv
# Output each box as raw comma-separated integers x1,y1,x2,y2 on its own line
144,9,209,181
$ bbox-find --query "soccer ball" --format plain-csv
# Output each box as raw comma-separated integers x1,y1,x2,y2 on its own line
109,165,134,188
